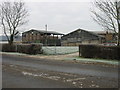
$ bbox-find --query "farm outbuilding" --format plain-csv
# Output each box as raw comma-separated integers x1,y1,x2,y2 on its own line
91,31,117,43
22,29,64,46
61,29,105,46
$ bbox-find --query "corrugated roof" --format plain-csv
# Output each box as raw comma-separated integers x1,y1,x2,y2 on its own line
23,29,64,35
90,31,115,34
62,28,104,38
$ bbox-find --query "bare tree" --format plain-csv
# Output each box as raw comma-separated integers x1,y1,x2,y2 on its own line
91,0,120,46
0,1,28,45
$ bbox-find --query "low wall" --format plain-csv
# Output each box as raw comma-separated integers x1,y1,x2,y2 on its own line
79,45,120,60
42,46,79,55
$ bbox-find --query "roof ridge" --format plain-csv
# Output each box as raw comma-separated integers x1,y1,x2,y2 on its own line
23,29,64,35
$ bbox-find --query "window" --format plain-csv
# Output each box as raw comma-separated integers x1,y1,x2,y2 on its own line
23,34,26,37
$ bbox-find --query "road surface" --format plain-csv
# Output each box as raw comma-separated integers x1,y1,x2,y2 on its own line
2,54,119,88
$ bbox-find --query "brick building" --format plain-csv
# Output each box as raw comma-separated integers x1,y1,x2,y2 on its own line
91,31,117,43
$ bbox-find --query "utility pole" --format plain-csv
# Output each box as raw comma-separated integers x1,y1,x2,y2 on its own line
45,24,47,46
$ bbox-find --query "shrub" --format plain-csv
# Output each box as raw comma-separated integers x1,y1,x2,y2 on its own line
17,44,43,55
1,43,43,55
1,44,16,52
79,45,120,60
79,45,99,58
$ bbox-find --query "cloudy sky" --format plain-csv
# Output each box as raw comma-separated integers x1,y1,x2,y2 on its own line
1,0,103,35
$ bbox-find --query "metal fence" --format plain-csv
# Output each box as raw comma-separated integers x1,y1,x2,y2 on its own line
42,46,79,55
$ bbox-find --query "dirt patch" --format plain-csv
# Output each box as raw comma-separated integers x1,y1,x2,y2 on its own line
34,52,79,60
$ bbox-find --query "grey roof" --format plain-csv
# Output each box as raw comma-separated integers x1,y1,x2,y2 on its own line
62,28,104,38
23,29,64,35
82,29,105,38
90,30,115,34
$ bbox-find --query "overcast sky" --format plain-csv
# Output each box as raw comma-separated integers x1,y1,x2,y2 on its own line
0,0,103,35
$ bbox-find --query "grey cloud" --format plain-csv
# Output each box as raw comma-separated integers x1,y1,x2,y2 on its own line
25,2,102,34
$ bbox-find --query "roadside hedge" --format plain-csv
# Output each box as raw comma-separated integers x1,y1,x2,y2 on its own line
79,45,120,60
1,43,43,55
1,44,16,52
17,44,42,54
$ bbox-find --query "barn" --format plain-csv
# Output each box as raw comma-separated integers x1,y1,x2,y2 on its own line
22,29,64,46
61,29,105,46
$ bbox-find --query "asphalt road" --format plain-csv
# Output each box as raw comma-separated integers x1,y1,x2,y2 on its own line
2,54,119,88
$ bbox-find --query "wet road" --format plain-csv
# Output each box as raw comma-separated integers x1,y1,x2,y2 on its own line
2,54,119,88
